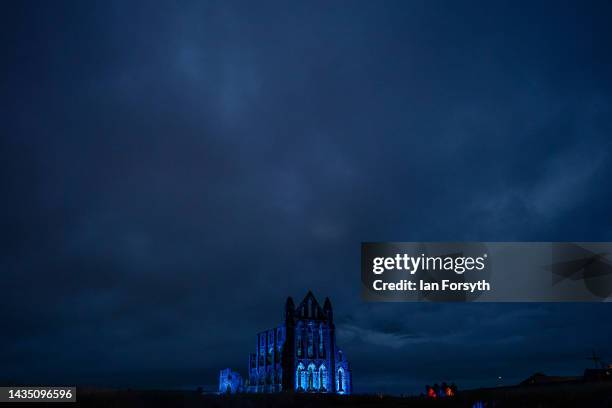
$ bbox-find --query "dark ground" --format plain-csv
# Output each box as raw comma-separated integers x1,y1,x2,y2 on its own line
16,381,610,408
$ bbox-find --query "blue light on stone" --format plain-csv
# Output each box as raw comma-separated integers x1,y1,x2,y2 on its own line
219,292,352,394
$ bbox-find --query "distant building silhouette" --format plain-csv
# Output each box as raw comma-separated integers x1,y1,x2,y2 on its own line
520,372,581,386
220,291,352,394
583,367,612,382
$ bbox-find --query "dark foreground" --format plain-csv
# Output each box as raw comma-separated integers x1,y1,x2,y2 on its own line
26,381,612,408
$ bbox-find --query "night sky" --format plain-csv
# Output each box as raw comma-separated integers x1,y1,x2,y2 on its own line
2,0,612,395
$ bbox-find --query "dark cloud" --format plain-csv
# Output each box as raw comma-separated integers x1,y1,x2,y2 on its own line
2,0,612,395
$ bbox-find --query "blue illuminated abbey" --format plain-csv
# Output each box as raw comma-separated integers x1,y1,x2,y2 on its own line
219,292,352,394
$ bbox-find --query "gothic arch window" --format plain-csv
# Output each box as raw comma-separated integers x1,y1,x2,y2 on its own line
307,326,314,358
277,329,283,352
295,363,305,391
296,331,302,357
318,324,325,356
337,367,345,393
319,364,327,391
307,363,317,391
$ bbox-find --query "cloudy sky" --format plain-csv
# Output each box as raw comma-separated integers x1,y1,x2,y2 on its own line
2,0,612,395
